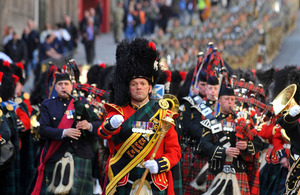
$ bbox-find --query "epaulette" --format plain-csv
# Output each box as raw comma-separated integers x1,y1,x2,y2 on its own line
104,103,124,116
182,96,195,106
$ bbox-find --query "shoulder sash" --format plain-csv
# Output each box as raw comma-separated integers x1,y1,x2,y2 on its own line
106,101,169,195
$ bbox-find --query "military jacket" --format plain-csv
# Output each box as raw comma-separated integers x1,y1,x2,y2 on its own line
200,113,263,174
39,96,101,163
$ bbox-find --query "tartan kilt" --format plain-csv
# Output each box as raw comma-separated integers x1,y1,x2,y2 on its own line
0,133,21,195
0,163,16,195
115,167,166,195
236,172,251,195
181,147,211,194
40,153,93,195
245,153,260,195
172,161,183,195
206,171,250,195
260,163,287,195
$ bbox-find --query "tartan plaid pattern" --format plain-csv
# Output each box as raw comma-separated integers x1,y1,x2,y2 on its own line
260,163,288,195
172,161,183,195
115,167,166,195
0,161,17,194
0,133,21,194
206,171,251,195
40,153,93,195
236,172,251,195
246,153,260,195
181,147,210,194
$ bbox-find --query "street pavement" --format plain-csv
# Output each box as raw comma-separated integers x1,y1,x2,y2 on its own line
23,11,300,93
267,10,300,69
73,33,117,66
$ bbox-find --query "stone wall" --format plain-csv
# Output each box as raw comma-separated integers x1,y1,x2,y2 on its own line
0,0,78,49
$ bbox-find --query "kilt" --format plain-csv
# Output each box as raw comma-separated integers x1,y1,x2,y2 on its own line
236,172,251,195
0,134,21,195
172,161,183,195
246,153,260,195
115,167,166,195
206,171,250,195
260,163,287,195
40,153,93,195
20,131,35,194
181,147,210,194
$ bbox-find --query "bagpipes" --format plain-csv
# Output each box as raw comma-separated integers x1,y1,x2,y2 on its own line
64,59,109,121
190,42,230,96
73,83,109,120
231,76,265,98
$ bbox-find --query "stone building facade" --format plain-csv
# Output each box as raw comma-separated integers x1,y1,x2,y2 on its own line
0,0,78,49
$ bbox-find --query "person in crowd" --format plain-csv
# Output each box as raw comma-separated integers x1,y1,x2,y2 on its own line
63,15,79,52
81,17,96,65
112,1,125,44
31,73,102,194
4,32,28,66
98,38,181,194
54,23,71,55
124,4,136,41
132,2,146,37
144,0,159,35
90,7,100,36
159,0,172,33
80,10,91,35
24,19,40,76
2,26,14,47
39,23,53,44
95,1,103,32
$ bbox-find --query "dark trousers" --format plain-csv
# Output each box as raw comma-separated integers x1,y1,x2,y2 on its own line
84,39,95,65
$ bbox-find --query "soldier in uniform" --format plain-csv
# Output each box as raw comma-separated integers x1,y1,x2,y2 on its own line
180,75,219,194
258,112,289,194
0,72,25,195
277,97,300,194
98,38,181,194
31,73,102,195
200,85,263,194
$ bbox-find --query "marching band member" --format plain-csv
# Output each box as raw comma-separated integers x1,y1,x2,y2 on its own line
200,85,263,195
181,75,219,194
98,38,181,194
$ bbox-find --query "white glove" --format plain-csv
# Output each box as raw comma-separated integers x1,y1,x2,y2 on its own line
143,160,158,174
289,105,300,117
237,111,247,119
110,115,124,129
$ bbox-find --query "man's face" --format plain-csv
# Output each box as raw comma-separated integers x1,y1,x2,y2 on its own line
197,81,207,96
129,78,152,105
219,95,236,114
206,84,219,101
15,82,23,97
55,80,72,98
